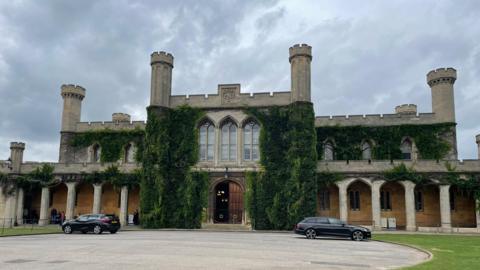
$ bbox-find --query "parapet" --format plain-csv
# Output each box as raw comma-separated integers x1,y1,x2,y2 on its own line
427,67,456,86
395,104,417,115
10,142,25,150
61,84,86,100
151,51,174,67
76,120,146,132
289,44,312,62
112,113,131,123
315,112,438,127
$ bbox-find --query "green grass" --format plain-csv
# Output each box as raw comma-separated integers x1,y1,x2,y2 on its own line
0,226,61,237
374,234,480,270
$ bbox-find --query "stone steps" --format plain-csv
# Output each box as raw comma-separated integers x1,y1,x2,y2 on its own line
201,223,251,231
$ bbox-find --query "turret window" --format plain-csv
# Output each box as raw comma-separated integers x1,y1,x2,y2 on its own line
243,121,260,161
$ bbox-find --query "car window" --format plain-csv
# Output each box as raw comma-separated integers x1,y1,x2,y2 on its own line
328,218,343,224
304,218,315,223
77,215,89,222
87,215,99,221
315,217,329,224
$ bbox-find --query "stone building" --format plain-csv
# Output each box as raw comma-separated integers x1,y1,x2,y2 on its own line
1,44,479,232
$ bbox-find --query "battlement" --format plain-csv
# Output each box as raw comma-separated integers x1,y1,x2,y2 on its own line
427,67,456,86
61,84,86,100
150,51,174,67
395,104,417,115
289,43,312,62
76,120,146,132
112,113,131,123
10,142,25,150
315,112,438,127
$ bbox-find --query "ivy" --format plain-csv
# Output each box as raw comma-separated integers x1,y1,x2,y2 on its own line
140,105,208,229
316,123,454,160
82,165,141,188
245,102,317,230
317,171,343,189
382,163,428,185
70,129,145,163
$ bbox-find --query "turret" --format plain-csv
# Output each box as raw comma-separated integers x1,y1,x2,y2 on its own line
427,68,456,123
289,44,312,102
476,134,480,160
395,104,417,115
150,51,174,107
9,142,25,173
112,113,131,123
60,84,85,132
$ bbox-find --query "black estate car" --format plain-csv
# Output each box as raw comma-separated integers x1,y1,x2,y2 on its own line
62,214,120,234
294,217,371,241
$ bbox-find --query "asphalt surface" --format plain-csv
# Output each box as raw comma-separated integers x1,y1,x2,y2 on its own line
0,231,428,269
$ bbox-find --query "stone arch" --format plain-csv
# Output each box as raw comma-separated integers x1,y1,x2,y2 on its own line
317,184,340,219
345,178,372,226
379,181,406,229
241,116,260,128
197,116,216,128
74,182,93,216
208,177,245,224
218,115,240,128
414,184,440,227
449,185,477,228
50,182,68,222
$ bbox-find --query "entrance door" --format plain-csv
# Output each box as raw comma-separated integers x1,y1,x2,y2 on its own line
214,181,243,224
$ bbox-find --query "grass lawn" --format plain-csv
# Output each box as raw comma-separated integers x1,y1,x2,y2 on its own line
0,226,61,237
374,234,480,270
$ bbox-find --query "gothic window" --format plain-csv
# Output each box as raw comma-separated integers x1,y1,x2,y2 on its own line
319,189,330,210
380,190,392,210
400,138,413,160
243,121,260,161
199,121,215,161
361,141,372,160
414,190,423,211
324,140,335,161
92,144,101,163
349,190,360,210
124,143,135,163
221,121,237,161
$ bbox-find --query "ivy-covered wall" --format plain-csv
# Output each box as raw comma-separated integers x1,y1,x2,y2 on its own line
245,102,317,230
316,123,454,160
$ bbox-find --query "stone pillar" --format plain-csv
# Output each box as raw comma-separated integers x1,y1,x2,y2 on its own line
439,184,452,231
39,187,50,226
65,182,78,220
336,181,348,222
476,134,480,160
3,188,17,228
16,188,24,225
119,186,129,226
371,181,385,230
401,181,417,231
92,183,103,214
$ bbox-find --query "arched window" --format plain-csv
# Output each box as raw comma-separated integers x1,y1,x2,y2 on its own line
361,141,372,160
92,144,101,163
199,121,215,161
243,121,260,161
324,140,334,161
124,143,135,163
221,121,237,161
400,138,412,160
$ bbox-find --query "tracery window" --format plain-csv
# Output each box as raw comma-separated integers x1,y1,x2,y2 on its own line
221,121,237,161
243,121,260,161
400,138,413,160
324,140,334,161
124,143,135,163
199,121,215,161
92,144,101,163
361,141,372,160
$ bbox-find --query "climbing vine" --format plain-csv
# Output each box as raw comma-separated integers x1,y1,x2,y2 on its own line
82,165,141,188
245,102,317,230
317,170,343,188
382,163,428,185
140,105,209,229
316,123,454,160
70,129,145,163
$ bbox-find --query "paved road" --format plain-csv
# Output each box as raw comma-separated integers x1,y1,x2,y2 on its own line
0,231,428,270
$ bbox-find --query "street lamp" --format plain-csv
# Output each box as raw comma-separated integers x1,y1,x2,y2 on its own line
224,167,229,179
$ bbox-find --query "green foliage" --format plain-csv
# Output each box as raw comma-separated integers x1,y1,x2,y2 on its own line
140,105,208,229
245,102,317,230
317,171,343,188
83,165,141,188
440,163,480,203
383,163,428,184
316,123,454,160
70,129,144,162
28,164,55,187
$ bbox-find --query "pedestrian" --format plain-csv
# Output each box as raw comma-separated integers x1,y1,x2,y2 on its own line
133,210,139,225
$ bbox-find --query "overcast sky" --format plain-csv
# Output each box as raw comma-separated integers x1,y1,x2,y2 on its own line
0,0,479,162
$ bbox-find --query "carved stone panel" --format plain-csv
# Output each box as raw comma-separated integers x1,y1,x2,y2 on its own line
219,84,241,105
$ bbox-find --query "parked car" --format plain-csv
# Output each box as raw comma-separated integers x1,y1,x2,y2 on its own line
294,217,371,241
62,214,120,234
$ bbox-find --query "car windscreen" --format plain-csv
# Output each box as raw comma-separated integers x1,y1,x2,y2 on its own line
328,218,343,224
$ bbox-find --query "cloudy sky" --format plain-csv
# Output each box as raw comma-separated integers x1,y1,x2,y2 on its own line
0,0,479,162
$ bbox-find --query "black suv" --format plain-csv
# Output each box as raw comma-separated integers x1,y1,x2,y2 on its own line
62,214,120,234
294,217,371,241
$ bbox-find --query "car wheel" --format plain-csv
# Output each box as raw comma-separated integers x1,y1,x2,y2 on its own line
63,225,73,234
110,230,118,234
93,225,103,234
305,228,316,239
351,230,364,241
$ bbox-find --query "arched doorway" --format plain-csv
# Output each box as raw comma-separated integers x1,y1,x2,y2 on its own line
214,181,243,224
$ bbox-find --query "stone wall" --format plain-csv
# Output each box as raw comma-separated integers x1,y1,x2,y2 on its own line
415,185,441,227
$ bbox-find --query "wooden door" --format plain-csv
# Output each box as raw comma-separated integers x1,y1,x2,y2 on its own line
228,182,243,224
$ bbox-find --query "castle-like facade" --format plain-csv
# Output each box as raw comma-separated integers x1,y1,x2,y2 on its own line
1,44,480,232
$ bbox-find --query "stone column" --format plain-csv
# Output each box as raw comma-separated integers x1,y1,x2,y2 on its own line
16,188,24,225
439,184,452,231
119,186,129,226
39,187,50,226
3,188,17,228
336,181,348,222
371,180,385,230
92,183,103,214
401,181,417,231
65,182,78,220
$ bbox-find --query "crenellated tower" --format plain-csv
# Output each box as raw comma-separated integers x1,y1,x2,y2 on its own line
150,51,174,107
427,68,456,123
9,142,25,173
59,84,85,163
289,44,312,103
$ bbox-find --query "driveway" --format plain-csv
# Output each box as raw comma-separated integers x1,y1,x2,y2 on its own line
0,231,428,269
